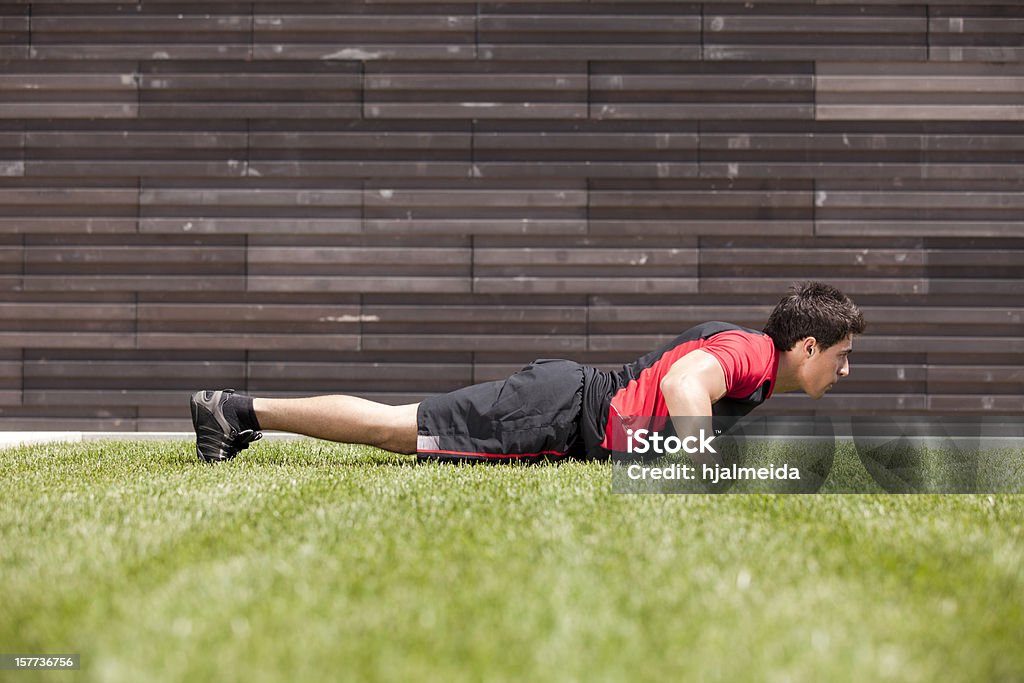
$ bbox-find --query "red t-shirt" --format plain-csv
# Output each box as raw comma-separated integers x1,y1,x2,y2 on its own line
701,331,779,400
600,323,778,452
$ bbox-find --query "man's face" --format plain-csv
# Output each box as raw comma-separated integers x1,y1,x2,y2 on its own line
801,334,853,399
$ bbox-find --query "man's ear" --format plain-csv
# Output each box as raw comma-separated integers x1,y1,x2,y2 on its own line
800,336,817,357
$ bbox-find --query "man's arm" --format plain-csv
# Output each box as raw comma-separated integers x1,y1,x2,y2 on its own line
660,349,728,416
660,350,728,463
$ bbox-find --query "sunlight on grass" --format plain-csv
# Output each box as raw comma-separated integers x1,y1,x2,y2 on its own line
2,440,1022,682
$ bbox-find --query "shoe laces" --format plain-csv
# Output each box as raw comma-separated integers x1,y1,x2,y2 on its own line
227,428,262,451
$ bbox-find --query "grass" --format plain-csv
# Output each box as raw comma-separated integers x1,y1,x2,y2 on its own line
2,439,1023,682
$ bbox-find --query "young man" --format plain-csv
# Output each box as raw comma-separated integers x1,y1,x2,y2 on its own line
191,281,865,463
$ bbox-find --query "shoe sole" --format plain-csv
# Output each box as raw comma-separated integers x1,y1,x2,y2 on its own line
190,391,224,464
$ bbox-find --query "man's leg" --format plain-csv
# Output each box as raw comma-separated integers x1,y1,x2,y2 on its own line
253,396,419,455
191,389,419,462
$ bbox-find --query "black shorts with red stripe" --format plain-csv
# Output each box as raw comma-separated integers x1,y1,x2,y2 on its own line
415,359,614,462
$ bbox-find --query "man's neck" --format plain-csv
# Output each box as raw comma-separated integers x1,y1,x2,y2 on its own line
772,348,802,394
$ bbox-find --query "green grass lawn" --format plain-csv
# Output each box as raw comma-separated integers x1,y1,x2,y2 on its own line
2,439,1022,682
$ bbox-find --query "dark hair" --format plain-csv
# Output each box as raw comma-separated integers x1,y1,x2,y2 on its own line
763,281,866,351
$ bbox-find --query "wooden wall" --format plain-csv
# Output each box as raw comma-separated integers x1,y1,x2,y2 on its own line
1,2,1022,430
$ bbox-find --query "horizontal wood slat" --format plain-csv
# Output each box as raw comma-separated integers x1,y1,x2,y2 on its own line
253,4,476,61
704,5,927,62
929,5,1024,62
817,62,1024,121
478,3,701,61
0,1,1022,430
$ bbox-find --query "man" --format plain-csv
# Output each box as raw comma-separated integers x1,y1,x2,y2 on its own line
191,281,865,463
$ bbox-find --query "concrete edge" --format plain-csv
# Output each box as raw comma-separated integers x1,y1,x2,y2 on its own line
0,432,306,450
3,432,1021,451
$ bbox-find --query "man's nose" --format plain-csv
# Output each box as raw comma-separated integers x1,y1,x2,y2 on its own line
838,359,850,377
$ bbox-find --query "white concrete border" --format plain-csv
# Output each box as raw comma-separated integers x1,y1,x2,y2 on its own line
3,431,1020,451
0,432,307,449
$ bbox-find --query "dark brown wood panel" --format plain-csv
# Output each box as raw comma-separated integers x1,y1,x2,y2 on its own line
252,3,477,61
704,4,927,61
0,60,138,119
140,61,363,120
590,61,815,120
473,120,698,179
31,3,251,60
930,5,1024,62
140,182,363,235
479,3,701,61
365,60,589,120
0,6,29,61
0,1,1021,430
363,184,588,235
817,62,1024,121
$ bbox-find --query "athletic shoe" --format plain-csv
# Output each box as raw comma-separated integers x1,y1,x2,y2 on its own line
190,389,262,463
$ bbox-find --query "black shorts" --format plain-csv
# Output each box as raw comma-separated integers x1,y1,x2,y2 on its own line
416,359,590,462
